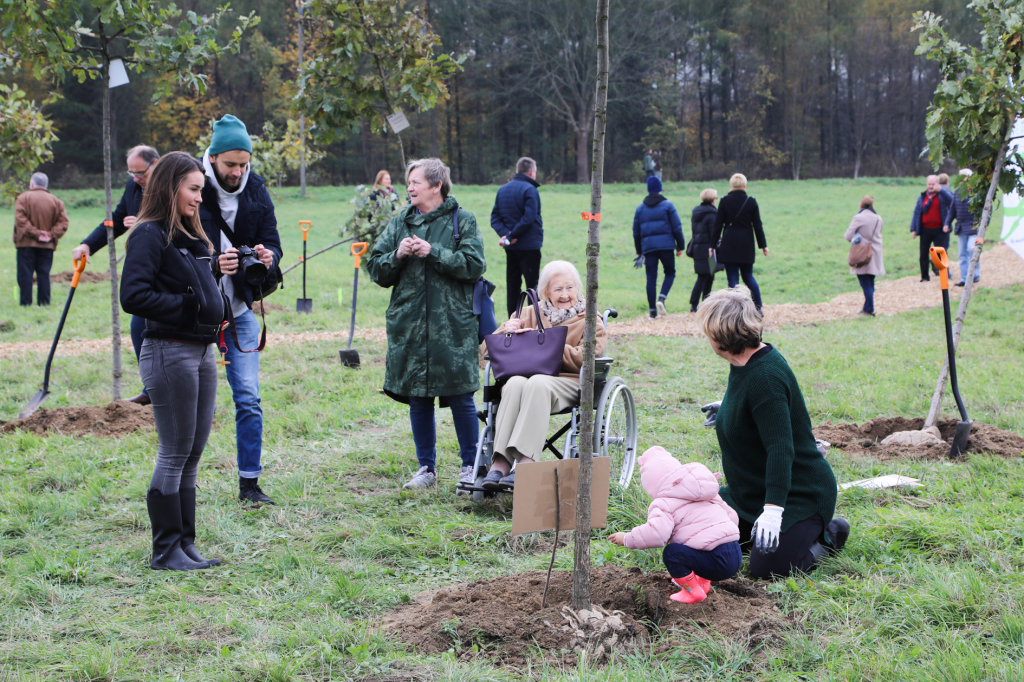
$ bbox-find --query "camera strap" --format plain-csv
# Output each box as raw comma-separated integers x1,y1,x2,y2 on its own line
219,297,267,354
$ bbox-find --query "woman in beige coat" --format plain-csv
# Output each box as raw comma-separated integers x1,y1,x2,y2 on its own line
480,260,607,490
844,196,885,316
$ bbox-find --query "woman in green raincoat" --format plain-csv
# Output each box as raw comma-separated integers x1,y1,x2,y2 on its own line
365,158,487,491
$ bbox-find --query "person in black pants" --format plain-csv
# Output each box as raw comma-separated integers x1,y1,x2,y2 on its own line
73,145,161,405
633,176,685,317
120,152,226,572
909,175,952,282
689,188,719,312
710,174,768,312
14,173,68,307
490,157,543,316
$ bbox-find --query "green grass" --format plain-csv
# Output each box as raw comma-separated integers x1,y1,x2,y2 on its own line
0,179,1022,680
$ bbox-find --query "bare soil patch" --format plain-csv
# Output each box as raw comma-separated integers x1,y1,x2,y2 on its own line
383,565,786,667
815,417,1024,461
47,270,111,284
2,401,154,437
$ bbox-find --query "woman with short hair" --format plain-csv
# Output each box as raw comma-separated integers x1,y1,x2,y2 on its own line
709,174,768,312
479,260,608,490
365,158,487,491
844,196,884,316
688,188,719,312
697,286,848,579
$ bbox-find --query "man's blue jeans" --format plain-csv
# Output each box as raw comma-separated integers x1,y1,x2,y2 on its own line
224,308,263,478
857,274,875,314
724,263,763,309
409,393,479,471
957,234,980,283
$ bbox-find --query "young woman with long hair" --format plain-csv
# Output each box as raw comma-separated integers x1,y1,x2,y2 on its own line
120,151,226,571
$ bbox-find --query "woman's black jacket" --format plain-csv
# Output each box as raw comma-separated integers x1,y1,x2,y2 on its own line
120,221,226,344
690,202,717,275
710,190,767,265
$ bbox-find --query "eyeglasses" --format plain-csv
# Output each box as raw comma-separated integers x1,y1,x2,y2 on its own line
126,160,154,178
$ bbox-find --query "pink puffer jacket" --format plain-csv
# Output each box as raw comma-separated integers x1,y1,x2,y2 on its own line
623,446,740,552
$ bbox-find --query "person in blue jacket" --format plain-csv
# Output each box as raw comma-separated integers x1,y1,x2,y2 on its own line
72,145,160,406
634,176,685,318
490,157,543,316
949,169,980,286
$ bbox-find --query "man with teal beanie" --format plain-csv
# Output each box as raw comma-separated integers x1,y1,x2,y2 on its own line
199,114,283,506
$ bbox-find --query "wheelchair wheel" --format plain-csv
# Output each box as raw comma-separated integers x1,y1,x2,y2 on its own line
594,376,638,487
472,423,495,502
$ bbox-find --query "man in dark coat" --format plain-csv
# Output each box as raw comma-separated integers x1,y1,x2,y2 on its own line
490,157,543,316
13,173,68,307
689,189,719,311
909,174,952,282
72,145,160,405
199,115,283,505
711,174,768,311
633,175,685,317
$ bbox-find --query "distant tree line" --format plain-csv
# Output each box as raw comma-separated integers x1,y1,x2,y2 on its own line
16,0,980,187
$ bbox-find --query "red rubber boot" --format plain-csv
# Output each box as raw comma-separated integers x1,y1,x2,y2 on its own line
670,572,707,604
695,575,712,595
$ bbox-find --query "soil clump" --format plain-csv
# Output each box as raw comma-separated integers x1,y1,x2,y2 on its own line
383,565,786,667
2,401,154,438
815,417,1024,461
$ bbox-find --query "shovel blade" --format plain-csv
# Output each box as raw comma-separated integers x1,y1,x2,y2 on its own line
948,420,973,459
19,389,50,420
296,299,313,313
339,348,361,368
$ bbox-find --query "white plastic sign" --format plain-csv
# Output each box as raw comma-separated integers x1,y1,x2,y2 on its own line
1001,118,1024,262
386,110,410,134
108,59,129,88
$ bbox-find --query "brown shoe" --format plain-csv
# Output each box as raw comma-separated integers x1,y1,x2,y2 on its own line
124,393,151,406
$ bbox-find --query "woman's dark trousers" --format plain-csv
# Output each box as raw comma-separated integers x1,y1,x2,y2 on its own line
140,339,217,570
689,273,715,309
857,274,875,314
645,250,676,313
724,263,763,309
737,515,825,579
918,228,946,280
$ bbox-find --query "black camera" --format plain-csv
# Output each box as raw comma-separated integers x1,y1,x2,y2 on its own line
235,245,268,284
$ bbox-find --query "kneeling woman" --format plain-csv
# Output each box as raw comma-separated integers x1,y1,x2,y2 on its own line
121,152,226,571
481,260,607,490
696,286,849,579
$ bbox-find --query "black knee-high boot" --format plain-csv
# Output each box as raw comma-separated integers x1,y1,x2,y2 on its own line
179,488,221,567
147,489,209,571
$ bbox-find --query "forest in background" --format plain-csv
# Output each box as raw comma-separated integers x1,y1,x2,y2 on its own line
10,0,982,188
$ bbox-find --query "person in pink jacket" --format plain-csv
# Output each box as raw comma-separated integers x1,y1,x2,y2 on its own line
609,446,741,604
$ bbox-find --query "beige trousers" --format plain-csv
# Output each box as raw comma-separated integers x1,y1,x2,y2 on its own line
493,374,580,462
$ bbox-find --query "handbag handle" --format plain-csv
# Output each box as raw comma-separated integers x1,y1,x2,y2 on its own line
511,288,546,334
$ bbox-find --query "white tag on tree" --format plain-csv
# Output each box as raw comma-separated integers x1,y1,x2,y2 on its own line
108,59,130,88
386,110,410,134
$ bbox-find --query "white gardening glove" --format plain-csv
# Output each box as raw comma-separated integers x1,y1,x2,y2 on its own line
751,505,784,554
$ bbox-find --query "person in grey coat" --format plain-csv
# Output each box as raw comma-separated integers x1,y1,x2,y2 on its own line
844,196,884,316
689,189,718,311
949,169,980,286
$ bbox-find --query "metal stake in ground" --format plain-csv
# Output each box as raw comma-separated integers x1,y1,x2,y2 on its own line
542,467,561,609
340,242,369,368
929,246,972,458
296,220,313,313
20,256,88,419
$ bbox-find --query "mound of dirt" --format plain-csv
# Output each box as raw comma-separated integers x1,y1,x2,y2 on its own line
2,401,154,437
382,566,786,667
37,270,111,284
815,417,1024,461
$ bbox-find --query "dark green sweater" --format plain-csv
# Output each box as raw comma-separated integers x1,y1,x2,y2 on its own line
716,345,836,533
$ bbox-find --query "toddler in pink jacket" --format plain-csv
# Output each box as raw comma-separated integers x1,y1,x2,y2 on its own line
609,446,741,603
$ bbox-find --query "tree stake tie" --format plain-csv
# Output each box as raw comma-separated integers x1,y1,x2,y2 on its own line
581,212,601,222
542,467,561,609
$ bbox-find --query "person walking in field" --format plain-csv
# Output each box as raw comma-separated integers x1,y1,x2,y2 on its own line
14,172,68,307
844,196,884,317
688,188,718,312
633,175,685,318
490,157,543,317
950,169,980,286
910,174,952,282
72,145,161,405
710,173,768,313
643,149,655,179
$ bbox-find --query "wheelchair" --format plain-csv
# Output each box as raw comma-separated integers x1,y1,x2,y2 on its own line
457,309,639,501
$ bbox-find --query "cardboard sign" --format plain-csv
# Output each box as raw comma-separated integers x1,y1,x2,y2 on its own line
511,458,610,535
108,59,129,88
386,110,410,134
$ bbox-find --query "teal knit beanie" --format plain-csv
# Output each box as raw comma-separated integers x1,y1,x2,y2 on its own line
209,115,253,156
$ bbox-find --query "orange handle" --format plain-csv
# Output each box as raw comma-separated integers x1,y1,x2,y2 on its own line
71,254,88,288
351,242,369,269
299,220,311,242
930,246,949,290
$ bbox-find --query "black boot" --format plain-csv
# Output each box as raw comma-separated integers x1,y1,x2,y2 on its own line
179,488,221,567
826,517,850,554
147,490,209,571
239,477,275,505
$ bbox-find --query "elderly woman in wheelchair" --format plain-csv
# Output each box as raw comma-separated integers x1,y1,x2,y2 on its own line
476,260,608,490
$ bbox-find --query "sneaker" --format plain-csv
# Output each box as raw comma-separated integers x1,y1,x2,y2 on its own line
481,469,504,490
920,278,930,282
239,477,276,505
955,281,965,287
498,471,516,490
402,466,437,489
459,465,477,486
857,310,875,317
656,300,667,317
649,310,657,319
689,305,697,313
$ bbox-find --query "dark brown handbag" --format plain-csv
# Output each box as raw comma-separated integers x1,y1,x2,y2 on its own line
848,216,879,268
484,289,570,381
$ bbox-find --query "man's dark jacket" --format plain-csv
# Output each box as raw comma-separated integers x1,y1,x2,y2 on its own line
198,171,282,310
711,190,767,265
909,190,952,234
489,174,543,251
951,190,977,236
81,178,143,254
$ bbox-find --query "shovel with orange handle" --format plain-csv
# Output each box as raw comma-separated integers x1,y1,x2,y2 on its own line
929,246,972,458
339,242,369,368
19,255,88,419
296,220,313,313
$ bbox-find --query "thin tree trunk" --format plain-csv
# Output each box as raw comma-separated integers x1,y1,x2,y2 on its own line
575,117,591,185
924,130,1011,428
572,0,610,612
298,3,306,197
102,58,123,401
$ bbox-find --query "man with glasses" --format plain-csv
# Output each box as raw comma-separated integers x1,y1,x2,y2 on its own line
72,145,160,405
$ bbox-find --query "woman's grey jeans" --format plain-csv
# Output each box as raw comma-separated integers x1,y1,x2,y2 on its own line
139,338,217,495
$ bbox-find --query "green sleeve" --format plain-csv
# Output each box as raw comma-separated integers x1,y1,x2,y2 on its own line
365,216,407,288
426,211,486,283
749,373,795,508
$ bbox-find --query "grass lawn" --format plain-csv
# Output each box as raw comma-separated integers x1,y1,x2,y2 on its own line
0,179,1022,680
